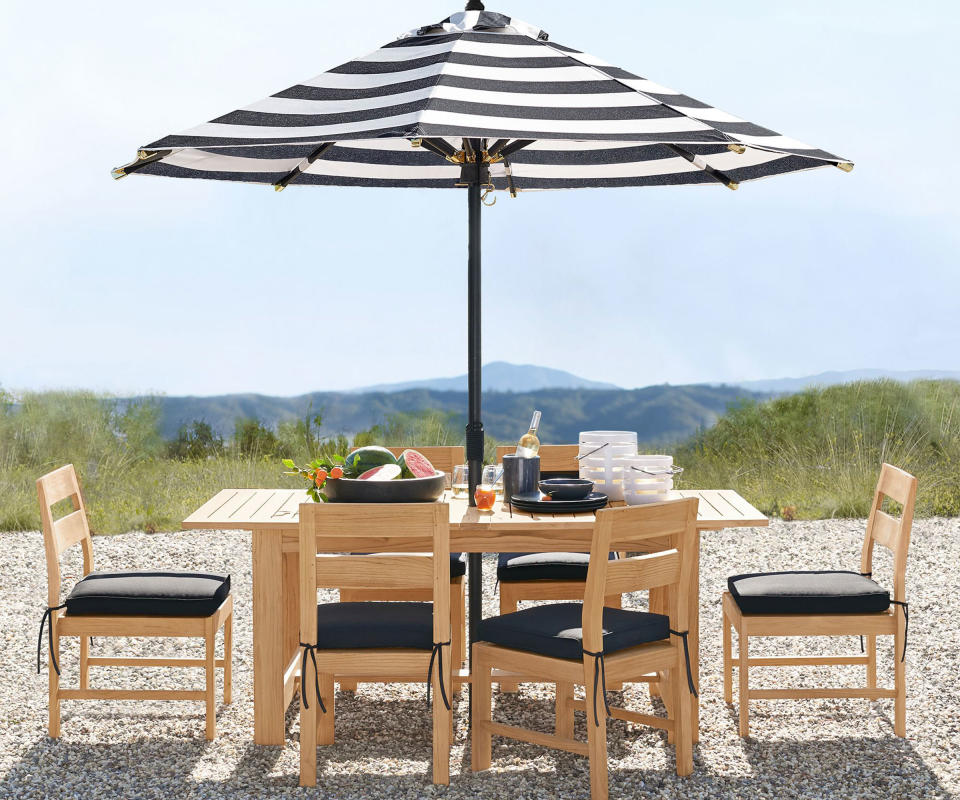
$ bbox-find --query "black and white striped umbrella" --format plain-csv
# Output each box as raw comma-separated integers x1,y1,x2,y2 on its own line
113,6,852,191
114,3,851,635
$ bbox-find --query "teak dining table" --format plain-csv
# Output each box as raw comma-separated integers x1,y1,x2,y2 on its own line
183,488,767,746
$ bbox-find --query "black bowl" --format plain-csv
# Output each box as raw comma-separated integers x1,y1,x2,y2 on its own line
324,471,447,503
538,478,594,500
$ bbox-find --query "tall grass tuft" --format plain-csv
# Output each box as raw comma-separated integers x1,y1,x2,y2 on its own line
673,379,960,518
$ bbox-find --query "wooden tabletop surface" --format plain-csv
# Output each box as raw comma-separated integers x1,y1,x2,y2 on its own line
183,488,767,533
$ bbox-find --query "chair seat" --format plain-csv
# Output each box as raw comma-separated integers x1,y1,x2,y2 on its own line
497,552,616,583
475,602,669,660
728,570,890,615
316,602,434,650
65,570,230,617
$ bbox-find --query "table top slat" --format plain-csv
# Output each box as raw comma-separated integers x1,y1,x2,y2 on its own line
183,488,767,532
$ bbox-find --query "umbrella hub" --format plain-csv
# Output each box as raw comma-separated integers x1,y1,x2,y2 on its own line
465,0,484,9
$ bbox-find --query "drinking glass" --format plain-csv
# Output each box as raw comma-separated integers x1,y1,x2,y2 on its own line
474,484,496,510
482,464,504,497
452,464,469,498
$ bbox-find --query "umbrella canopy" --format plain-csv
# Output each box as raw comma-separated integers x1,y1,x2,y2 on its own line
114,7,851,191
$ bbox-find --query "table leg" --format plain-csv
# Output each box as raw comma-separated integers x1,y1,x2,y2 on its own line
468,551,482,716
253,530,286,745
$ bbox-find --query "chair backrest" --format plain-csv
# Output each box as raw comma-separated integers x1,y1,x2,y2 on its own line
36,464,95,607
580,498,699,655
495,444,579,475
860,463,917,603
382,446,464,479
298,502,451,648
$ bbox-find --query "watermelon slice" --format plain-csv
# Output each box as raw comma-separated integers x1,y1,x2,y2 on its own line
397,449,437,479
358,463,402,481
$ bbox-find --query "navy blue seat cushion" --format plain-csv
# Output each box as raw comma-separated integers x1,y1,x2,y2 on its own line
450,553,466,578
316,602,434,649
65,571,230,617
728,570,890,615
475,602,669,660
497,552,616,583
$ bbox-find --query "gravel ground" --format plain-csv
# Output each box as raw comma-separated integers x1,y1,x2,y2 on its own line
1,519,958,799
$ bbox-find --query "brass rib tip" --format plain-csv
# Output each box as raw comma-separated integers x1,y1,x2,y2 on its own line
727,144,747,154
274,184,285,192
410,138,423,148
726,180,739,191
836,161,854,173
111,168,127,180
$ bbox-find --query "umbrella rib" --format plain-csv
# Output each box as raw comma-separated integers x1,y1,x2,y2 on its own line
111,149,173,180
663,144,739,190
273,142,336,191
419,138,461,162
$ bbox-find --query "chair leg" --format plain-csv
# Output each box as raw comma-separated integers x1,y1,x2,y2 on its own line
660,666,675,745
48,624,60,739
300,677,318,787
894,623,906,737
722,610,733,705
866,634,877,689
471,648,493,772
738,626,750,738
498,587,520,693
555,682,574,738
79,635,90,690
584,662,609,800
432,645,452,785
672,661,693,777
205,622,216,741
602,595,623,691
451,580,465,693
223,611,233,705
338,591,358,693
318,672,335,746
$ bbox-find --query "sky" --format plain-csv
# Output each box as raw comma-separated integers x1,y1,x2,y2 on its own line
1,0,958,396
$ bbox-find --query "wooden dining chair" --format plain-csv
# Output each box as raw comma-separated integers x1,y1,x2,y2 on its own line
722,463,916,738
472,498,699,800
338,445,466,692
495,444,623,692
298,502,453,787
37,465,233,740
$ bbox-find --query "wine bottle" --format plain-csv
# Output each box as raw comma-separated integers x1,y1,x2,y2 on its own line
516,410,542,458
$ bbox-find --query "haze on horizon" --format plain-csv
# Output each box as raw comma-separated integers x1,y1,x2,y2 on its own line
2,1,957,396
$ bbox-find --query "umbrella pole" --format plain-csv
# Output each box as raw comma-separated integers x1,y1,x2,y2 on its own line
466,149,484,704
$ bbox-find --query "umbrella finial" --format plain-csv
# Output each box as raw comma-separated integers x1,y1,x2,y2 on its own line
465,0,485,10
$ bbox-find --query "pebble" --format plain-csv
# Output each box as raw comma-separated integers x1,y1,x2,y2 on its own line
0,518,956,798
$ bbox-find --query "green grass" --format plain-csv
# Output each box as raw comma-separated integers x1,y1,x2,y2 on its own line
671,379,960,518
1,380,958,532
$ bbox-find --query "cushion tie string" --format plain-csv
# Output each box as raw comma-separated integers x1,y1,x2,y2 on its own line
669,629,698,698
37,604,67,675
890,600,909,662
427,641,452,711
581,649,611,727
298,643,327,713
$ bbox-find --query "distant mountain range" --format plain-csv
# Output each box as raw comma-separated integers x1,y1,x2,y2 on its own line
728,369,960,394
152,384,765,445
142,364,959,444
350,362,619,393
